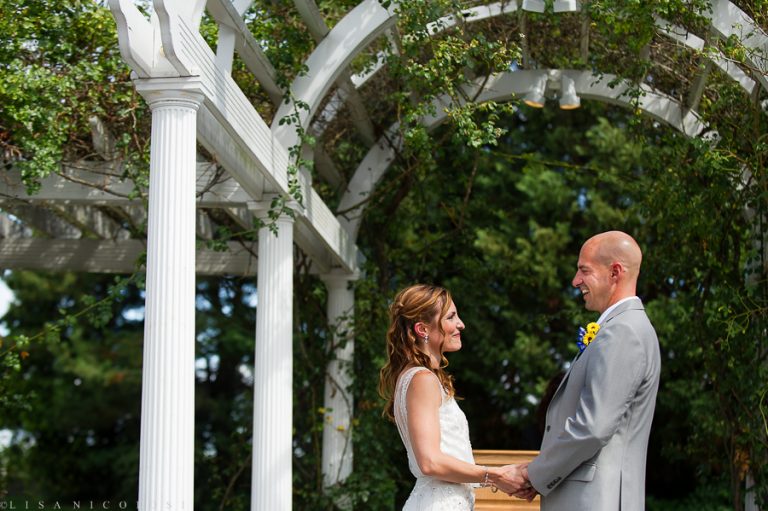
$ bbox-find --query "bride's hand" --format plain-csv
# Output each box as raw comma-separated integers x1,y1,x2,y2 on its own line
488,463,529,495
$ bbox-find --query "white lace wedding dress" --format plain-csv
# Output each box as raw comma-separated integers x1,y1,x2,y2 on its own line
394,366,476,510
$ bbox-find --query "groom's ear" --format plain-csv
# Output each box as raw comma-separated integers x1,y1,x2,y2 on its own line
610,262,623,279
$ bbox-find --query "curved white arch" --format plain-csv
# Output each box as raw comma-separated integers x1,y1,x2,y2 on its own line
270,0,397,149
337,69,710,240
655,16,757,96
309,1,763,141
706,0,768,91
435,1,766,94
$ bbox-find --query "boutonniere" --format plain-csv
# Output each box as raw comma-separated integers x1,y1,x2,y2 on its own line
576,322,600,352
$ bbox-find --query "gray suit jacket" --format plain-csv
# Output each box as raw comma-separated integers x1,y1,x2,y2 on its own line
528,298,661,511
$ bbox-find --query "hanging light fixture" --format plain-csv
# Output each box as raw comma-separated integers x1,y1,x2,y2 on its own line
521,0,546,13
524,73,548,108
558,74,581,110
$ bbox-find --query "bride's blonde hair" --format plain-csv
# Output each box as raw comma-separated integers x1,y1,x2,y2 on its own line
378,284,456,421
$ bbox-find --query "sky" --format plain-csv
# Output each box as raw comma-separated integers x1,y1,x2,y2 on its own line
0,278,13,447
0,278,13,334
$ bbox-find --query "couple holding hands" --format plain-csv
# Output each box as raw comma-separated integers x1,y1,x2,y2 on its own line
379,231,661,511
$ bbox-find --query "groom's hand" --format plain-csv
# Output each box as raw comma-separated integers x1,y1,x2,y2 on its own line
490,463,530,495
512,465,538,502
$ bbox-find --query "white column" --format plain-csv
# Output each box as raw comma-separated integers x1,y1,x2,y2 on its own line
745,473,759,511
319,272,357,489
251,205,295,511
134,80,203,511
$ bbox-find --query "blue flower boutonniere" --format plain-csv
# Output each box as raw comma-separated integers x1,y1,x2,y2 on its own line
576,322,600,352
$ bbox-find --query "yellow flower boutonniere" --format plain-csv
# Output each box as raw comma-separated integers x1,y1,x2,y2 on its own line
577,322,601,352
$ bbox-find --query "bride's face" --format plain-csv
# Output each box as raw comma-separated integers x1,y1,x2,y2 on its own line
436,300,465,353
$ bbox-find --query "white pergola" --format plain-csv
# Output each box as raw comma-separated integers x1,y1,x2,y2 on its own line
0,1,766,510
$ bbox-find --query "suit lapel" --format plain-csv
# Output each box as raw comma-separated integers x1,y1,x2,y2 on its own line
601,297,644,326
552,353,579,400
549,298,644,404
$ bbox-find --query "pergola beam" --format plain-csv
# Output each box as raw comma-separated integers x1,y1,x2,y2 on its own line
206,0,284,104
335,78,377,146
2,205,82,239
339,70,710,239
707,0,768,92
293,0,377,147
293,0,330,40
687,59,714,112
0,204,142,242
0,163,252,207
580,7,590,62
655,16,758,95
313,144,343,188
48,204,129,240
109,1,359,275
0,238,258,276
310,2,761,142
271,0,396,150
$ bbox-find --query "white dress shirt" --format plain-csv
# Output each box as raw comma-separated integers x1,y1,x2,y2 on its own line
596,296,640,325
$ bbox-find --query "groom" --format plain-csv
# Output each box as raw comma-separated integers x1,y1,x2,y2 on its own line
512,231,661,510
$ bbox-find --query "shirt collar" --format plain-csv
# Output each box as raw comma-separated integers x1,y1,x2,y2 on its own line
596,296,639,325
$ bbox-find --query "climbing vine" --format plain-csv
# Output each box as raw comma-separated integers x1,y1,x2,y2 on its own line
1,1,767,510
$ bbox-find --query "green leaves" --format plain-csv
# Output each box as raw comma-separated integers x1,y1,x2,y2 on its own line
353,90,768,506
1,0,766,507
0,0,143,192
379,1,522,173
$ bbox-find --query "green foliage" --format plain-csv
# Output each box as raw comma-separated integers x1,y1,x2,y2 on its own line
634,126,768,507
380,0,521,172
0,272,140,419
1,1,767,510
348,97,767,508
646,477,732,511
0,0,148,193
0,271,144,500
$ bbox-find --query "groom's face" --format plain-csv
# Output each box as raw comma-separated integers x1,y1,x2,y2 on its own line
572,242,613,313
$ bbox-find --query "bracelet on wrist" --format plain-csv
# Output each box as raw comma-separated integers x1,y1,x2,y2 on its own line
480,466,492,487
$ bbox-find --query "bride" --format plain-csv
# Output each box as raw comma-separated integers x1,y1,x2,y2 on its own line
379,284,528,510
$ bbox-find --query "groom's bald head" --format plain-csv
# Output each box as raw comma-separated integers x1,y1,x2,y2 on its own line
585,231,643,283
573,231,643,312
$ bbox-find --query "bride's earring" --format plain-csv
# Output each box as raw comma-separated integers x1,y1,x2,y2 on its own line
423,333,429,344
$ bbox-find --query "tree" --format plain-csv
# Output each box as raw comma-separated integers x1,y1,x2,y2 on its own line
1,1,766,510
0,0,148,192
0,271,144,501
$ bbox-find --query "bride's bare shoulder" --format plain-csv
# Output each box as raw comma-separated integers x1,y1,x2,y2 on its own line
397,365,430,380
403,367,439,389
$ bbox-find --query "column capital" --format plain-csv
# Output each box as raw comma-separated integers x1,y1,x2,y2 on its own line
320,269,359,290
134,76,206,109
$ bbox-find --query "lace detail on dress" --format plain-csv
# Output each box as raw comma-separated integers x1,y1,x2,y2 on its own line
394,367,476,510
